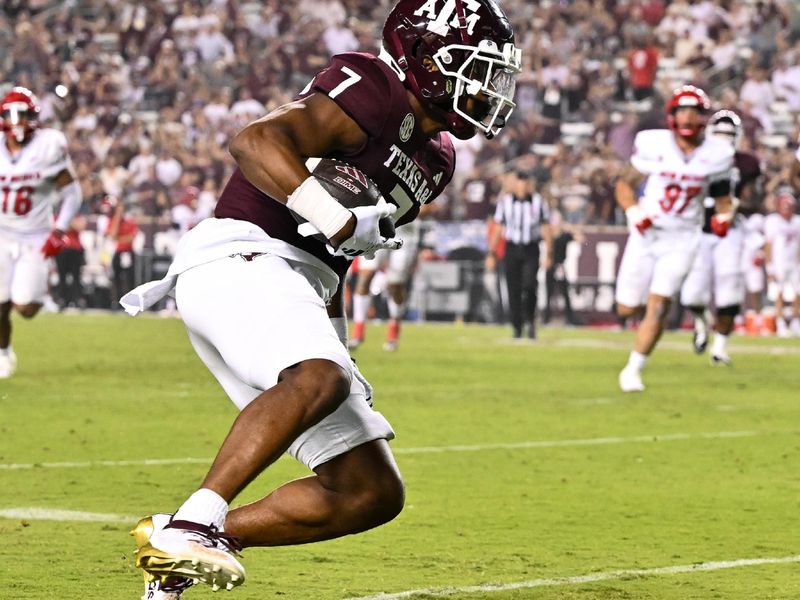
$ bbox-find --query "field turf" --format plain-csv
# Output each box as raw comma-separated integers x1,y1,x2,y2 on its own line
1,313,798,599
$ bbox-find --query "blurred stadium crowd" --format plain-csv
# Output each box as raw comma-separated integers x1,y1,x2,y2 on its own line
0,0,799,309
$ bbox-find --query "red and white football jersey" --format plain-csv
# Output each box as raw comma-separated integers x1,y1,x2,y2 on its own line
764,212,800,269
631,129,733,231
0,128,72,237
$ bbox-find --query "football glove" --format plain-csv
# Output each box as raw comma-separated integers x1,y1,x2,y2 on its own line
710,213,731,237
625,205,653,234
41,230,68,258
334,200,402,259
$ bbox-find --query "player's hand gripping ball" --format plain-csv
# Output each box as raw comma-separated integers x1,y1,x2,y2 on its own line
292,157,396,243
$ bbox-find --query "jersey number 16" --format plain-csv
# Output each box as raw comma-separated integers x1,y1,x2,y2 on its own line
1,186,34,216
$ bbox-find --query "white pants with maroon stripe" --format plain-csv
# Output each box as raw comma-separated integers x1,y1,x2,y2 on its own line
174,253,394,470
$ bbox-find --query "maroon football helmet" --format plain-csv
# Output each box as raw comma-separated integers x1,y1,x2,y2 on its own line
666,85,710,141
381,0,522,140
1,86,40,144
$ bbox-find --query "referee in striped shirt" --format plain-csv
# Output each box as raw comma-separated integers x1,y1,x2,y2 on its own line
487,170,553,339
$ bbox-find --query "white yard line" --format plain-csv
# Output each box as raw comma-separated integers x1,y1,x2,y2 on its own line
0,507,138,523
0,430,762,470
0,457,211,470
343,555,800,600
555,337,800,355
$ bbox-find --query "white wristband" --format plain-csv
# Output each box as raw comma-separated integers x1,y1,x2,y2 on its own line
286,176,352,241
625,205,645,223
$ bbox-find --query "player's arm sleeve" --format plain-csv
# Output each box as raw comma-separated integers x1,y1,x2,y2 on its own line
707,151,734,198
629,131,663,175
54,178,83,231
307,56,391,138
40,131,73,179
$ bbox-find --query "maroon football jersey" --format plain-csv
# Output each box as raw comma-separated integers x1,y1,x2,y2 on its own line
733,150,761,200
215,52,456,280
702,149,763,228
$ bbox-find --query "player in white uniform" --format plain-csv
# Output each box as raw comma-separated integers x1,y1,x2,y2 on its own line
0,87,82,378
615,86,734,392
349,215,424,352
764,191,800,337
679,110,763,365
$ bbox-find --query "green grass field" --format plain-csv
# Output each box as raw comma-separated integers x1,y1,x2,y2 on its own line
1,313,799,599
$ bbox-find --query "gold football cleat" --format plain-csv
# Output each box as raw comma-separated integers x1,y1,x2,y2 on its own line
134,518,245,592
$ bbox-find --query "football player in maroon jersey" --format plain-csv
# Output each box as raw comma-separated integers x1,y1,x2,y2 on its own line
123,1,522,596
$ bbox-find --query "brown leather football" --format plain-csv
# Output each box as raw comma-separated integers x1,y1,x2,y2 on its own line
292,157,395,243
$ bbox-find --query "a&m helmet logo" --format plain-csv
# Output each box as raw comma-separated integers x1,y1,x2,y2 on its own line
399,113,415,142
414,0,481,37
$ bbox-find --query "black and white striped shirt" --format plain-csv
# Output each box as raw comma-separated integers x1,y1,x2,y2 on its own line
493,192,549,245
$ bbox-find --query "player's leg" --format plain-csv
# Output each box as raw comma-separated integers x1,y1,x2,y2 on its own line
350,255,380,349
638,233,699,363
543,266,555,324
619,232,698,391
679,235,714,353
225,439,403,546
615,234,653,391
1,238,49,376
520,243,540,339
788,272,800,335
383,243,417,350
136,255,380,589
709,227,745,364
0,238,15,377
182,327,401,546
504,244,524,337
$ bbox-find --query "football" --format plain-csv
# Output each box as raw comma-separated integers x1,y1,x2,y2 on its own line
292,157,396,244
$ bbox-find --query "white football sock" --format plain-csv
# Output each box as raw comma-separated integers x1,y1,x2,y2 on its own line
352,294,371,324
626,351,648,371
387,299,405,320
711,333,728,356
173,488,229,529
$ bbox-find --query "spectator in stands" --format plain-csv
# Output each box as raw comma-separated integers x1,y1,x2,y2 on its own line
770,54,800,112
98,153,129,198
196,19,234,65
155,147,183,188
740,66,776,128
627,32,659,101
229,87,264,126
127,141,157,187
